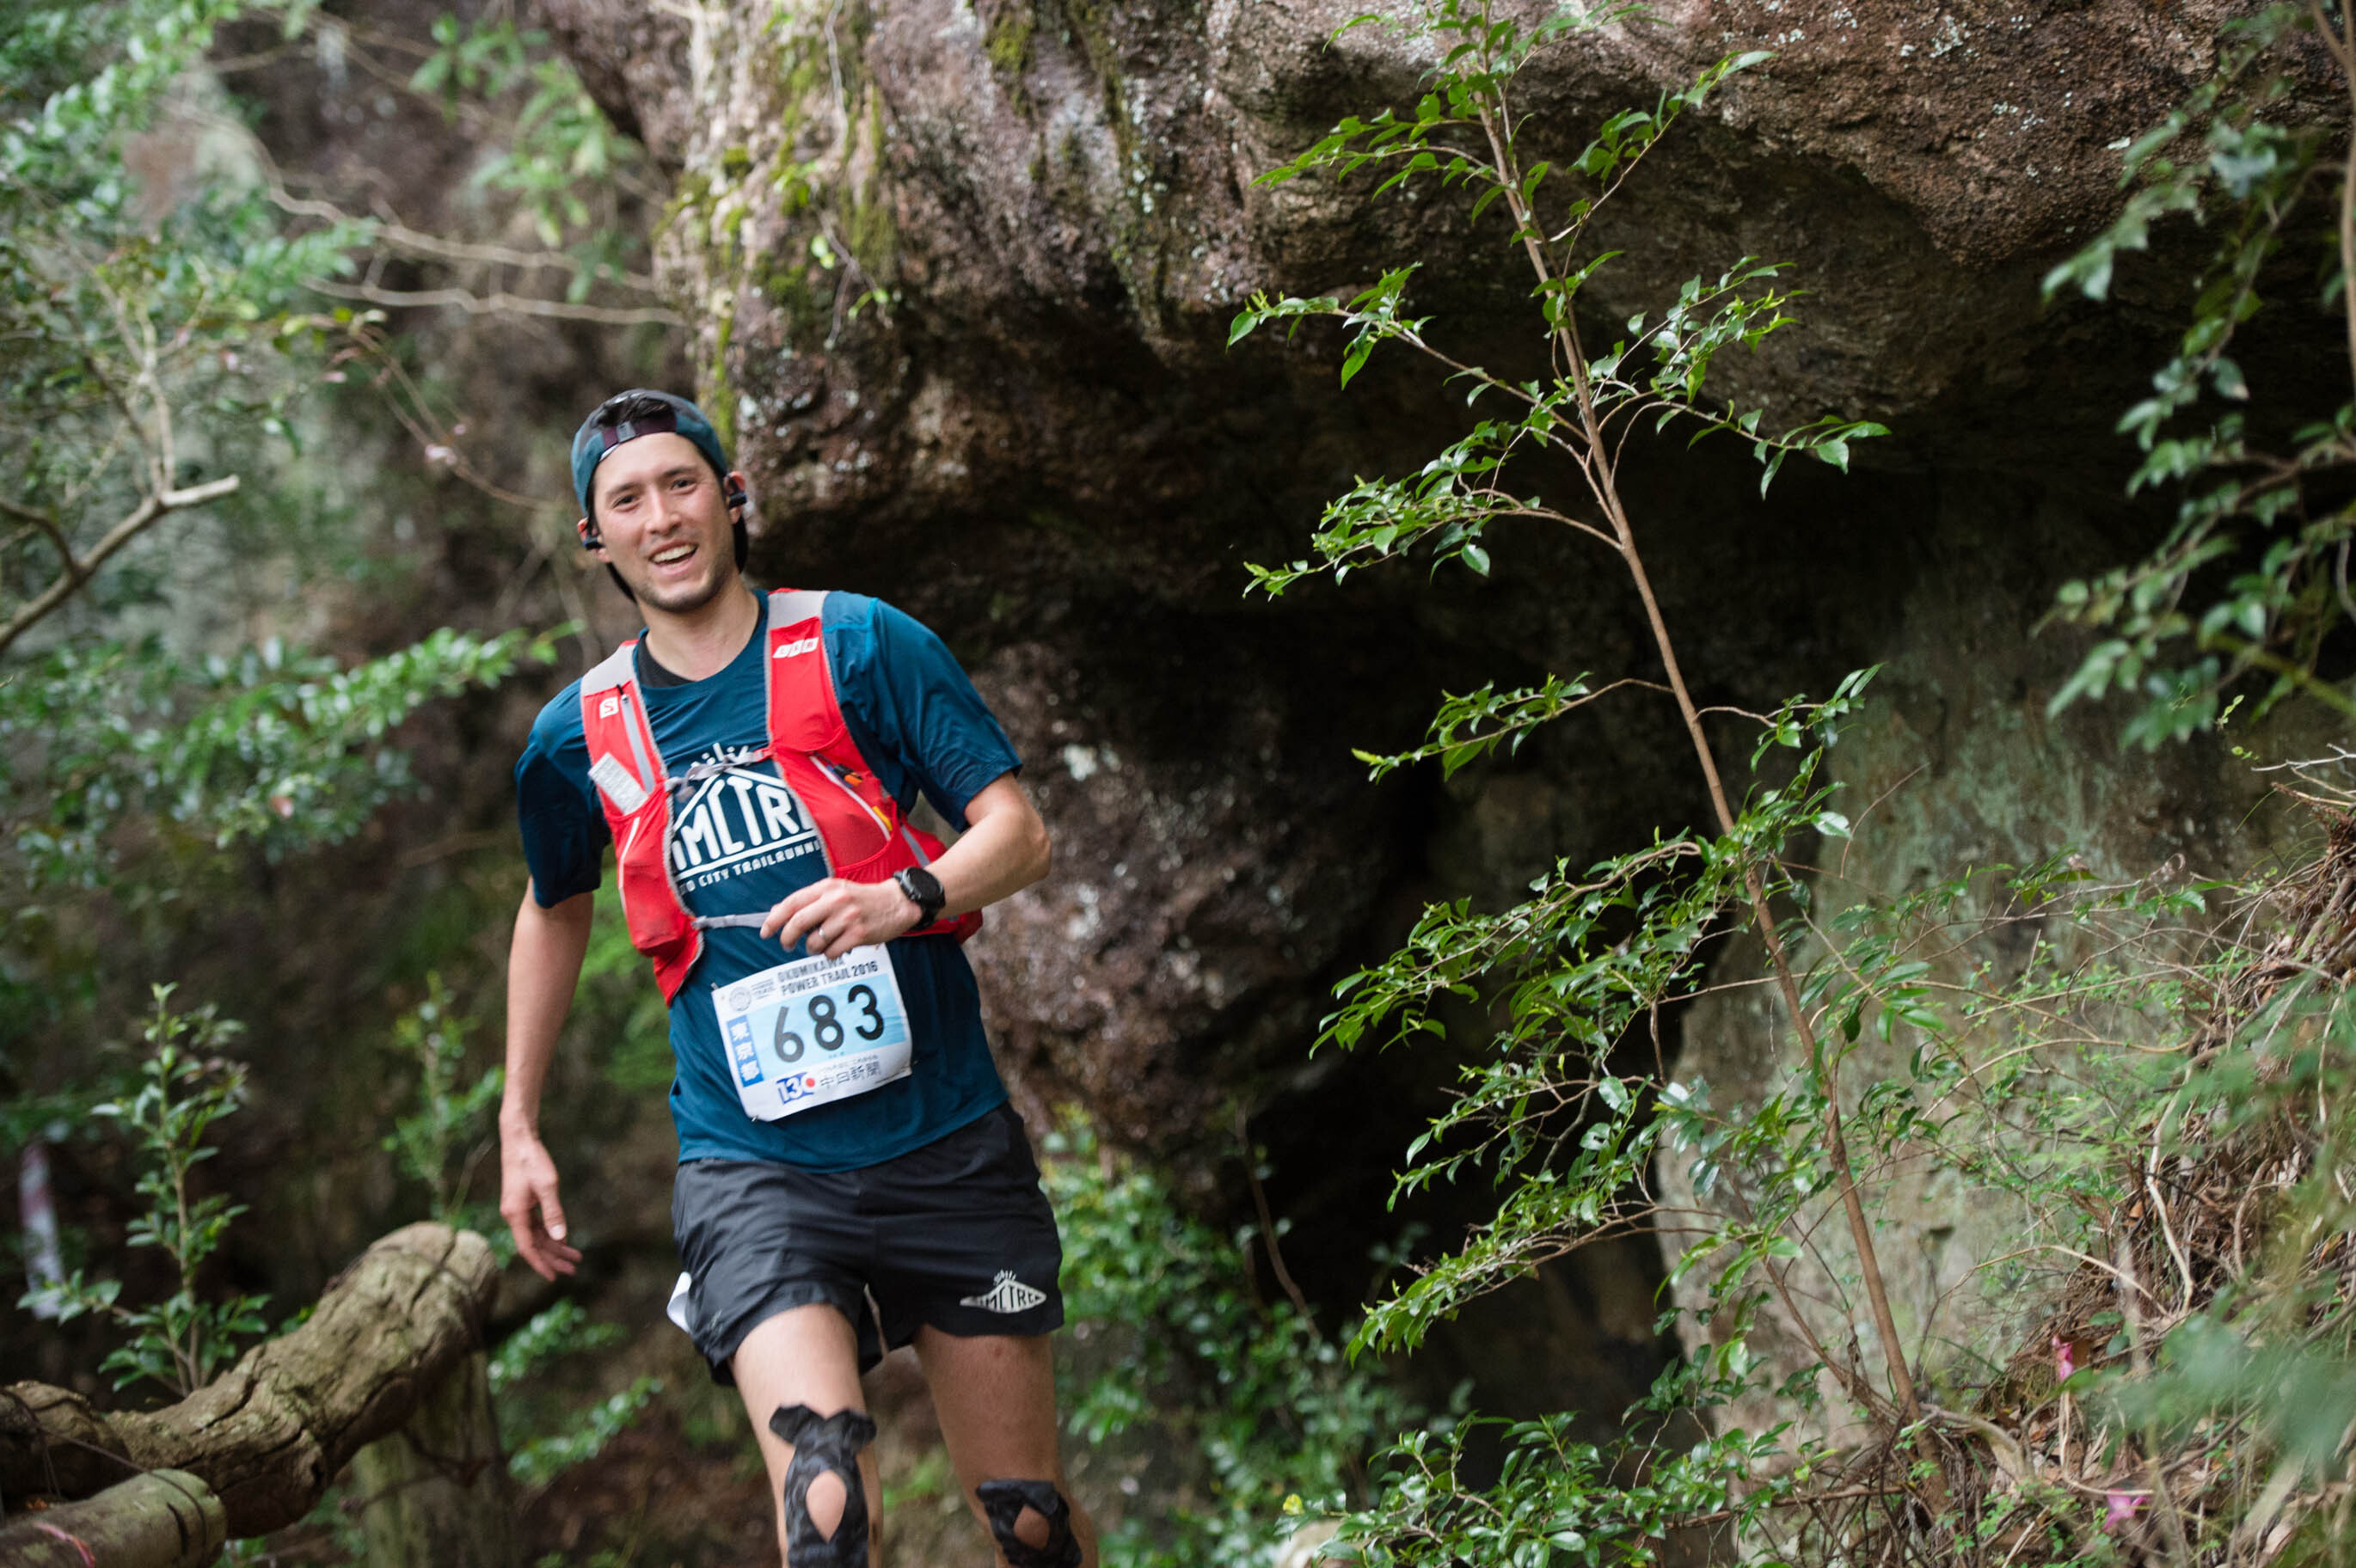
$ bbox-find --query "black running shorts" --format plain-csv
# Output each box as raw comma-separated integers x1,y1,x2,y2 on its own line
670,1102,1065,1381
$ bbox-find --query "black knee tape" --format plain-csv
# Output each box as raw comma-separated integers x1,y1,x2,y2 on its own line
976,1478,1080,1568
770,1404,877,1567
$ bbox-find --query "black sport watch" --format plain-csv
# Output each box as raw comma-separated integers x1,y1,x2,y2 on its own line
892,867,946,928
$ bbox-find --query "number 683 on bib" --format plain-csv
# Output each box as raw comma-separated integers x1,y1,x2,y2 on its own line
713,944,913,1122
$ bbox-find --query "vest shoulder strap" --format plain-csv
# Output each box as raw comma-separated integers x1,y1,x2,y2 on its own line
763,589,847,756
767,588,827,628
582,640,639,695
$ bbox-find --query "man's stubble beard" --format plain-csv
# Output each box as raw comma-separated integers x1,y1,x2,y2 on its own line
628,552,738,617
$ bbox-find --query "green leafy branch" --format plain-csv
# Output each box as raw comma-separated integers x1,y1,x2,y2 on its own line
0,624,561,888
1236,0,1940,1510
28,985,270,1398
2043,1,2356,741
1350,676,1613,781
1328,1339,1815,1567
1234,256,1884,595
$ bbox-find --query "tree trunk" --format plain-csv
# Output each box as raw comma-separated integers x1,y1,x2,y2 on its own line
0,1469,224,1566
352,1350,516,1568
0,1223,499,1539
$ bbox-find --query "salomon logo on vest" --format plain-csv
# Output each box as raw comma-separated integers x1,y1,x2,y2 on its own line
773,636,819,658
669,763,820,891
959,1271,1047,1314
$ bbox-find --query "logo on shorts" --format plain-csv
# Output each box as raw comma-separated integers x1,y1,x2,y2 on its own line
960,1271,1047,1314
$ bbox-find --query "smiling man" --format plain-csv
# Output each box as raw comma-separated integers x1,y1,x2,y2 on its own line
500,389,1095,1568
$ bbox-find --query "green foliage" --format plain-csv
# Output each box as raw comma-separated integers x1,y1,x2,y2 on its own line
1214,0,2338,1558
0,0,566,905
488,1298,625,1397
2110,1317,2356,1487
372,975,653,1493
1331,681,1867,1360
28,985,270,1397
2043,3,2356,743
506,1373,663,1487
2,10,656,1551
1332,1340,1807,1567
492,1293,661,1492
382,972,504,1232
1310,770,2356,1562
1234,3,1883,603
1352,676,1599,780
0,625,558,891
577,879,677,1092
1,0,374,651
412,14,646,268
1046,1119,1424,1567
488,1289,666,1497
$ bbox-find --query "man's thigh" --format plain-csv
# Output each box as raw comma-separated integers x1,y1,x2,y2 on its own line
914,1327,1097,1568
734,1303,880,1568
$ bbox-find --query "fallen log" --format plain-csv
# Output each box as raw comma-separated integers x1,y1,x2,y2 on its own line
1,1222,498,1538
0,1470,225,1567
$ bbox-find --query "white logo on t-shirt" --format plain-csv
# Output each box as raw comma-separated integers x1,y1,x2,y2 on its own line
669,759,821,892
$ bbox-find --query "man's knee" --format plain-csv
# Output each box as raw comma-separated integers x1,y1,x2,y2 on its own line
771,1404,877,1567
976,1478,1082,1568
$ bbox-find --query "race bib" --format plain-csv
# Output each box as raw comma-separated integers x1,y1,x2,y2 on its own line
713,946,912,1122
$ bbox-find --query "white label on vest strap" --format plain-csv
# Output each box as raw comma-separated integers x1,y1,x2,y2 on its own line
714,945,911,1122
589,752,649,816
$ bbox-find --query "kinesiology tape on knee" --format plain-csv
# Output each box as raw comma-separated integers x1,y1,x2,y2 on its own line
770,1404,877,1568
976,1478,1081,1568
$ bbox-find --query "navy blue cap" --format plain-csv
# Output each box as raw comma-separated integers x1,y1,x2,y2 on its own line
570,389,729,515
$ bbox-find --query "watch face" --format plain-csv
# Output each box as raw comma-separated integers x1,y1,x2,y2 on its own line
899,867,942,916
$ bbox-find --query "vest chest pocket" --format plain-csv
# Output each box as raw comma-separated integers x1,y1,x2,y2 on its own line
589,751,653,817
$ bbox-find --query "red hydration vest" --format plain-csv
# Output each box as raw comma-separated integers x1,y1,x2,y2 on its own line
580,588,980,1003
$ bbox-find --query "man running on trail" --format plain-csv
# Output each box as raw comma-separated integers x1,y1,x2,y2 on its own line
499,389,1095,1568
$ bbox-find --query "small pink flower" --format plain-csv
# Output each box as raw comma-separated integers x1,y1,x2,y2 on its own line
2052,1336,2075,1381
2104,1492,2144,1532
423,444,457,469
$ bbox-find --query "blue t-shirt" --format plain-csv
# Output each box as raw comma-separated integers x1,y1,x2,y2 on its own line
514,591,1021,1171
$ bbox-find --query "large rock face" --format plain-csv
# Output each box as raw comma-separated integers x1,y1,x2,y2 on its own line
532,0,2327,1422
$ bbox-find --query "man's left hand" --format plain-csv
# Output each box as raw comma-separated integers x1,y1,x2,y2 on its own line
760,877,921,959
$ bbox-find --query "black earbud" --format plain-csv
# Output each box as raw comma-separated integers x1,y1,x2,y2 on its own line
725,483,747,511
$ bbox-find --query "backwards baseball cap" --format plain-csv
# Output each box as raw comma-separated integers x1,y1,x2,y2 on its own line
570,389,730,516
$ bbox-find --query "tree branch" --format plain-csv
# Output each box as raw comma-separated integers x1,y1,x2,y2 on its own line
0,1224,499,1538
1467,27,1949,1512
0,475,241,658
224,113,667,295
303,277,680,327
0,1469,224,1567
0,495,76,572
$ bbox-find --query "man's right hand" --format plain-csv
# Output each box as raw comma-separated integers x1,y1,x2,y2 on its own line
500,1125,582,1281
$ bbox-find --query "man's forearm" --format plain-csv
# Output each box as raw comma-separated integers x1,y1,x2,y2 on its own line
503,885,594,1132
928,778,1051,917
762,775,1047,957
